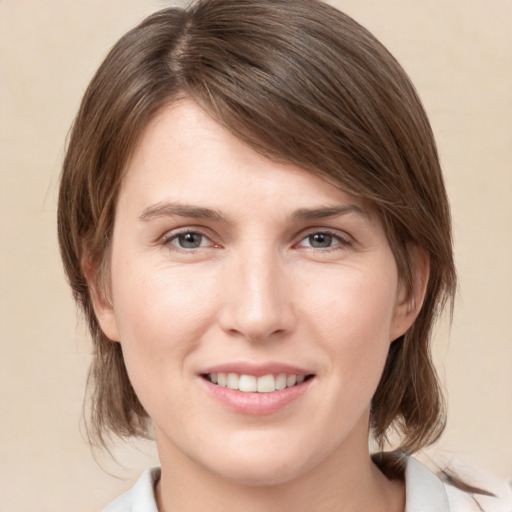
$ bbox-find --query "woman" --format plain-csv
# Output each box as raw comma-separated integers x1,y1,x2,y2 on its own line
57,0,510,510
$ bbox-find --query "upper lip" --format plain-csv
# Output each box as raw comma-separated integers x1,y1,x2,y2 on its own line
200,362,313,377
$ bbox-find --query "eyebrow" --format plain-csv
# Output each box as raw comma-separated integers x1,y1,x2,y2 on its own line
292,204,370,221
139,201,369,223
139,202,226,222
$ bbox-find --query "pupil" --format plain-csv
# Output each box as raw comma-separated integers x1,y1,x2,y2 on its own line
310,233,332,248
179,232,202,248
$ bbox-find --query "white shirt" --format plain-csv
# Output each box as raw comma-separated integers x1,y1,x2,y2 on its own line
103,456,512,512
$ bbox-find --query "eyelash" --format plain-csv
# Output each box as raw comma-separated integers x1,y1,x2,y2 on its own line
294,229,353,252
159,228,353,253
160,228,216,251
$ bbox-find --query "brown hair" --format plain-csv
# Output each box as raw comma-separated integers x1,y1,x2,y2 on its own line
58,0,456,452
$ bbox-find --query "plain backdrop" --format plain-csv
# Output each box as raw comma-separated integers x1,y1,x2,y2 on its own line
1,0,511,510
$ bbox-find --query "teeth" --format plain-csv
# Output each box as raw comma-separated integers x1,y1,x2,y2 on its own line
275,373,287,390
286,374,297,387
227,373,239,390
239,374,257,392
207,372,308,392
257,374,275,393
217,373,227,387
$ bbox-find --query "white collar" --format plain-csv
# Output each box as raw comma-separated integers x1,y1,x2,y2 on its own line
403,456,450,511
103,466,160,512
102,456,461,512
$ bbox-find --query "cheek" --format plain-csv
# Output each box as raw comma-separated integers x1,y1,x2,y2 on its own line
108,264,222,427
301,266,398,342
109,261,220,381
300,268,398,388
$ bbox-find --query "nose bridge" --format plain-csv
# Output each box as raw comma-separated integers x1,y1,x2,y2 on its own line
220,243,294,341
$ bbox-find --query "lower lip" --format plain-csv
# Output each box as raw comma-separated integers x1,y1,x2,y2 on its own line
200,377,313,415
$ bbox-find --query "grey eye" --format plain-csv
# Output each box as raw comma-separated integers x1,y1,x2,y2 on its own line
308,233,334,248
176,232,205,248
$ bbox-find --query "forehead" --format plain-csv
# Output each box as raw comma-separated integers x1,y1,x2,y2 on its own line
119,99,372,219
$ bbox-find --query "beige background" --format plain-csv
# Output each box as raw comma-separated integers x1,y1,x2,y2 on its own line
1,0,511,510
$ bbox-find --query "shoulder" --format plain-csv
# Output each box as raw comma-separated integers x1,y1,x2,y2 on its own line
102,467,160,512
443,465,512,512
445,483,512,512
403,455,512,512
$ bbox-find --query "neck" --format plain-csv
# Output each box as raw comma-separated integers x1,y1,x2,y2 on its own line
155,422,404,512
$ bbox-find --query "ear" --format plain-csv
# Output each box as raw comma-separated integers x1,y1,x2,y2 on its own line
82,256,120,342
390,246,430,341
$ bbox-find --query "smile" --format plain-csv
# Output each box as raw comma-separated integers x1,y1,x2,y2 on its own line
204,373,310,393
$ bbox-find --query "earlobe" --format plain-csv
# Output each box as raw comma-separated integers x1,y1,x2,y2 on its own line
390,247,430,341
82,257,120,342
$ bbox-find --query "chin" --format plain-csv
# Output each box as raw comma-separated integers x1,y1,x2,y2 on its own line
199,436,323,488
213,457,311,488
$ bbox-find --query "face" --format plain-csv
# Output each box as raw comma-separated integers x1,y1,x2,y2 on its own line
94,99,422,486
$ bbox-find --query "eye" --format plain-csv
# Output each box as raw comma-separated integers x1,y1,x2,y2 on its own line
296,230,351,250
165,231,212,249
305,233,335,248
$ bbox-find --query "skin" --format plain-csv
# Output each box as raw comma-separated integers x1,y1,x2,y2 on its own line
92,99,428,512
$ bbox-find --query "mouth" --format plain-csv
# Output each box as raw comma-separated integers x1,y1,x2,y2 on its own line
202,372,314,393
200,365,315,414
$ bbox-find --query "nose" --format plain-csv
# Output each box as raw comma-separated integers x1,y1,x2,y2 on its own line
218,248,296,342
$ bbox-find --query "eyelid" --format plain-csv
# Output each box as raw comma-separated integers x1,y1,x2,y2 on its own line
156,225,353,251
159,226,219,249
294,227,354,249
